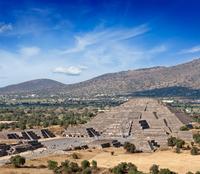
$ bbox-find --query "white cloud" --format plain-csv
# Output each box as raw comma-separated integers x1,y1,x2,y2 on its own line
179,45,200,54
19,46,41,57
0,23,13,33
0,23,169,86
53,66,87,76
57,24,167,70
55,24,154,70
61,24,149,54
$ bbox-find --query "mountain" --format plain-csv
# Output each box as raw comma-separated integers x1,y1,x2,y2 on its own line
0,79,65,95
0,58,200,97
63,58,200,97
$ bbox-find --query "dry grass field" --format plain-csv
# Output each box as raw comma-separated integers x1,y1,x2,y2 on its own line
89,148,200,173
1,147,200,174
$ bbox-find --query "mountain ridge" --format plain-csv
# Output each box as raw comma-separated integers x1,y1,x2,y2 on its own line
0,58,200,97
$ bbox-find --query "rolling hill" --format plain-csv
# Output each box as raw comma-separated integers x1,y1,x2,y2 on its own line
0,79,65,95
0,58,200,97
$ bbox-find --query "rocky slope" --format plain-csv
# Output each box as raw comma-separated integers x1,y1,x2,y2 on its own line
0,58,200,97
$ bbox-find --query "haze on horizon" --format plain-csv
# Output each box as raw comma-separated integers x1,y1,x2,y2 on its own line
0,0,200,87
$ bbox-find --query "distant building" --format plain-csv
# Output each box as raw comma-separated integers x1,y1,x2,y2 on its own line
162,99,174,103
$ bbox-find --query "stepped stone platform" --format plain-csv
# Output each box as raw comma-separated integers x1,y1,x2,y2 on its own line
64,98,191,152
0,129,56,141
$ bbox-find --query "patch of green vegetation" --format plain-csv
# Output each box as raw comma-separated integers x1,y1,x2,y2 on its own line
123,142,136,153
167,137,185,149
193,134,200,144
180,125,189,131
0,106,98,130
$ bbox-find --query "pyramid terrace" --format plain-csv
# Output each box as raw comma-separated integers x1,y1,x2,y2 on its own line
63,98,193,152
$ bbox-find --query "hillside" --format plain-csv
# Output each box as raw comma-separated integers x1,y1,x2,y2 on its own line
0,79,65,95
63,58,200,97
0,58,200,97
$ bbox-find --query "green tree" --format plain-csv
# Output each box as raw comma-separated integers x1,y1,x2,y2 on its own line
193,134,200,144
128,170,142,174
167,137,177,148
112,162,138,174
81,160,90,169
159,168,176,174
60,160,69,168
124,142,136,153
72,153,79,159
82,167,92,174
191,147,199,155
69,162,80,172
91,160,97,169
47,160,58,170
176,139,185,148
10,155,26,168
150,164,159,174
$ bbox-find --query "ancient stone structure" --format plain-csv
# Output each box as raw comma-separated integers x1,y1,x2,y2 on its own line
64,98,191,152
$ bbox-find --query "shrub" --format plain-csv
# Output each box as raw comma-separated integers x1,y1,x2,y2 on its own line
91,160,97,169
112,162,127,174
158,168,176,174
69,162,80,172
127,163,138,172
112,162,138,174
191,147,199,155
180,125,189,131
175,147,181,153
10,155,26,168
176,139,185,148
124,142,136,153
167,137,177,147
186,172,194,174
82,167,92,174
111,151,114,155
191,142,194,147
150,164,159,174
195,172,200,174
47,160,58,170
81,160,90,169
72,153,79,159
193,134,200,144
61,160,70,168
128,169,143,174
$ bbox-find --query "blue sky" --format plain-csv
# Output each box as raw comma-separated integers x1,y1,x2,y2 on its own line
0,0,200,87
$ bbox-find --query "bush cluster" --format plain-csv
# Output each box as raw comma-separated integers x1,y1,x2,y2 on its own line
10,155,26,168
123,142,136,153
193,134,200,144
47,159,97,174
167,137,185,149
